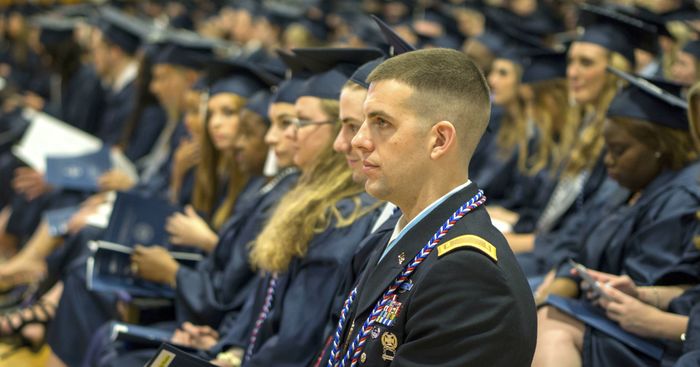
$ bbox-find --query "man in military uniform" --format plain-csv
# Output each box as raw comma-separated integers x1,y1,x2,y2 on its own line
325,48,537,367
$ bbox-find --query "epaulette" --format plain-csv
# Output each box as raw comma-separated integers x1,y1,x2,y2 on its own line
436,235,497,262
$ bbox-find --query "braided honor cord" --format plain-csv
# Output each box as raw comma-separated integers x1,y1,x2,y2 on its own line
244,273,278,363
327,190,486,367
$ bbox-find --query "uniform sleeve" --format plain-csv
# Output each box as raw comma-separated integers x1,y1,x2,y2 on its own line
393,252,535,367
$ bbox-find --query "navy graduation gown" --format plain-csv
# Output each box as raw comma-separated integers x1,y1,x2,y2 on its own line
558,168,700,286
123,104,167,163
543,165,700,367
96,81,135,146
213,194,379,367
59,65,105,134
175,171,299,327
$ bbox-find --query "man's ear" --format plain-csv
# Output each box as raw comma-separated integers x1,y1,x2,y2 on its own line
429,121,457,160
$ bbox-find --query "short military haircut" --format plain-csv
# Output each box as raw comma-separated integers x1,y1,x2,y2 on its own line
366,48,491,157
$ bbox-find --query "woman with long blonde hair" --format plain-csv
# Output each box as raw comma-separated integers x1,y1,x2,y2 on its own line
503,5,653,265
209,48,383,367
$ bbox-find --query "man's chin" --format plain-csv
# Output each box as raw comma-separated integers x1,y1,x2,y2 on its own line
364,180,389,201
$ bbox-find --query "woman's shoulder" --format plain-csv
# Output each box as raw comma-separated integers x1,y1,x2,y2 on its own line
334,192,379,217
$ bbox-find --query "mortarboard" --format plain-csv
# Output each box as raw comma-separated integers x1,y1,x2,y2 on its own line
606,66,688,130
33,16,77,47
349,57,385,89
292,47,385,99
577,4,658,66
521,50,568,84
152,30,220,70
271,49,311,104
494,23,551,65
207,58,281,98
371,15,416,56
97,6,152,55
616,5,673,39
244,90,273,125
271,78,306,104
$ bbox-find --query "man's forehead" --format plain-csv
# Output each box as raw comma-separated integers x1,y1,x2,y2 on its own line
365,79,413,111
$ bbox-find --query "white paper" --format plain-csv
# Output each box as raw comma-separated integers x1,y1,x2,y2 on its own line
12,109,102,173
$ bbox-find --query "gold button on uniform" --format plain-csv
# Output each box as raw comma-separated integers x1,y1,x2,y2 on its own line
361,352,367,363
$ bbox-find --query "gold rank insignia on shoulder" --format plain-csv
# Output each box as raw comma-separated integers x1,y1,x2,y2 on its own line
436,235,497,262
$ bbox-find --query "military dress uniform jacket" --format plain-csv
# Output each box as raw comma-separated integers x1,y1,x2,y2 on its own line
333,183,537,367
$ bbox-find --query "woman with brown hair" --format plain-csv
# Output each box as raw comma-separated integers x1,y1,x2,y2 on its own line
533,69,700,367
207,48,383,367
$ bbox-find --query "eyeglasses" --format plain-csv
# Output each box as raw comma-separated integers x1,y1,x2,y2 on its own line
283,117,335,131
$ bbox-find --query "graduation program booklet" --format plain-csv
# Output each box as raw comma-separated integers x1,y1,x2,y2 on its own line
146,343,215,367
110,322,201,352
44,205,81,237
45,147,112,191
546,295,665,360
101,191,180,247
86,241,203,298
12,109,102,173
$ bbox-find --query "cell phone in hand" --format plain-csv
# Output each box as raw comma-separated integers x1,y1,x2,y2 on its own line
568,259,611,300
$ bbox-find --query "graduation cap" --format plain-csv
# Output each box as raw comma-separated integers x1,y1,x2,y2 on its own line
271,78,306,104
472,30,507,55
606,66,688,130
152,30,221,70
495,23,551,65
207,58,281,98
349,57,386,89
32,16,77,47
577,4,659,66
616,5,673,39
661,4,700,22
682,39,700,60
521,50,568,84
245,90,273,125
293,47,385,99
270,49,311,104
371,15,416,56
482,6,563,38
97,6,152,55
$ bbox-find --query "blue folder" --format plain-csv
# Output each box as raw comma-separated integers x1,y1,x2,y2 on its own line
146,343,216,367
45,147,111,191
547,295,665,360
86,241,202,299
110,322,201,352
102,191,180,247
45,205,80,237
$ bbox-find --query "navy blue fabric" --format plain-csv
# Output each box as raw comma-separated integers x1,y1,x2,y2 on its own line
57,65,106,134
174,172,299,327
211,194,379,367
557,167,700,286
96,81,135,146
123,104,167,162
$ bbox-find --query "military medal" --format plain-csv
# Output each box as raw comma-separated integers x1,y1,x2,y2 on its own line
376,296,402,327
326,190,486,367
381,332,398,361
370,327,380,339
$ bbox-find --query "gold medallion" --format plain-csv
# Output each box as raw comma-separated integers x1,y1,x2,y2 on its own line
381,332,398,361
